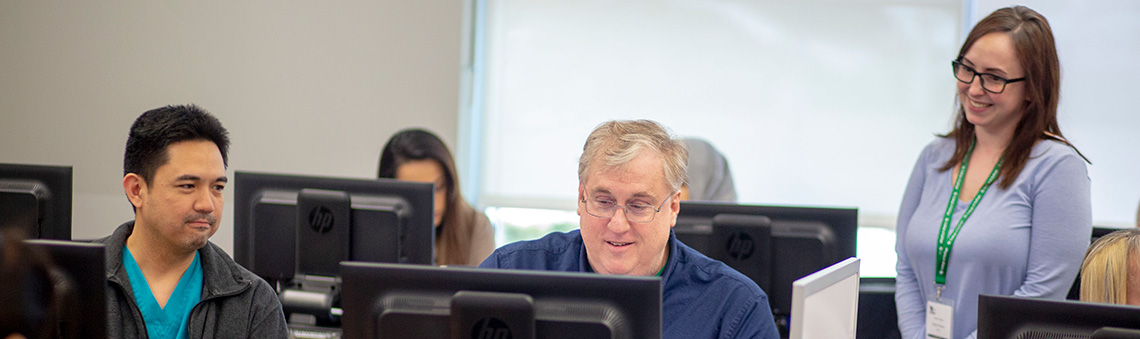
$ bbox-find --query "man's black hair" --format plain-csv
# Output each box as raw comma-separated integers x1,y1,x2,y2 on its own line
123,104,230,185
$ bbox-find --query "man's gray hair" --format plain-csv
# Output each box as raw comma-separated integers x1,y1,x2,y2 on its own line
578,120,688,193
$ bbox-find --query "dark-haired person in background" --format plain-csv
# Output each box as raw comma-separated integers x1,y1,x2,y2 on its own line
481,120,779,339
893,6,1091,339
0,229,75,339
378,128,494,266
100,105,287,338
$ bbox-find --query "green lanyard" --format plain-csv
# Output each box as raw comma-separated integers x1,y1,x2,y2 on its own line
935,139,1003,288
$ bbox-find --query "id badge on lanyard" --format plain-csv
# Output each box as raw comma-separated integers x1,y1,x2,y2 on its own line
926,286,954,339
928,140,1001,339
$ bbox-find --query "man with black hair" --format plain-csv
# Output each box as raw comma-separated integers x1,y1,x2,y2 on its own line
99,105,287,338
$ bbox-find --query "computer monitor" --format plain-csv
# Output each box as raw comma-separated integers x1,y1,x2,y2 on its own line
23,239,107,339
339,262,663,339
0,163,72,240
978,294,1140,338
790,257,860,339
674,202,857,327
233,171,435,323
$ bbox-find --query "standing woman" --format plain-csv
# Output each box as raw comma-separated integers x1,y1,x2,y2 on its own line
894,6,1091,339
379,129,495,266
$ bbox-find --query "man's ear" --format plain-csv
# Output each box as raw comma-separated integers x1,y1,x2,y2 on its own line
668,190,681,228
576,182,585,216
123,173,147,210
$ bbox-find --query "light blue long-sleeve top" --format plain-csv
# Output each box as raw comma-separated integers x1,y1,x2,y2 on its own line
894,137,1091,339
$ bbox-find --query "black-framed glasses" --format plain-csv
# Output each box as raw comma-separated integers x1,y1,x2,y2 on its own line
581,193,672,223
951,60,1026,94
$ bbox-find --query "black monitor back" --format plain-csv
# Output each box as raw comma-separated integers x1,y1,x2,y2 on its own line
0,163,72,240
24,239,106,339
233,171,435,286
674,202,857,326
340,262,663,339
979,294,1140,339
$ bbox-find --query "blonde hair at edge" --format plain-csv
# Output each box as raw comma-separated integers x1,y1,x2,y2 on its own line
578,120,688,194
1080,228,1140,304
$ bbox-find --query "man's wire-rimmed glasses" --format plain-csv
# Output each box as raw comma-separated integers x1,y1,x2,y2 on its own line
581,194,672,223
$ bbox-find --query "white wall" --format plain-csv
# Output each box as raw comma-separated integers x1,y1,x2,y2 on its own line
479,0,1140,230
478,0,962,229
0,2,467,253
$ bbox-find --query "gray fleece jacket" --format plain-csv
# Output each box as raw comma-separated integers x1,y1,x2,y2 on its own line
99,221,288,338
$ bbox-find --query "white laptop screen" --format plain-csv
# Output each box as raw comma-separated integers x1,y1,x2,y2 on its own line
790,257,860,339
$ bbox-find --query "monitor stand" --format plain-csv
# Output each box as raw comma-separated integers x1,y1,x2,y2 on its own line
281,274,341,327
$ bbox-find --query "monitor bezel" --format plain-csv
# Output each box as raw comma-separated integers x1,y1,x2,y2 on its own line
232,170,436,285
674,202,858,316
979,294,1140,338
0,163,72,240
789,257,861,339
675,201,857,258
23,239,106,339
339,262,663,339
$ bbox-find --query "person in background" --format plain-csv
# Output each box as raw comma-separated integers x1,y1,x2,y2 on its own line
102,105,287,338
680,138,736,202
480,120,779,339
0,229,74,339
378,128,494,266
893,6,1091,339
1079,228,1140,305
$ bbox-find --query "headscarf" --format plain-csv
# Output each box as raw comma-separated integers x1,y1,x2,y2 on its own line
682,138,737,202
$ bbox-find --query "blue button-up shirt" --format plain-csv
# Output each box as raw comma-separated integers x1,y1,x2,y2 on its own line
480,229,780,339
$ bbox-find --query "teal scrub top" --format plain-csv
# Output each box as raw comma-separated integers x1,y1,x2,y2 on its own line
123,246,204,339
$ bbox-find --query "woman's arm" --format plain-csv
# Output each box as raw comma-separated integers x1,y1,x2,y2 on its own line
895,144,932,339
466,211,497,266
1012,152,1092,299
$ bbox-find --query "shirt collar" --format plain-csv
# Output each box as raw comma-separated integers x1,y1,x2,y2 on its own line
577,229,679,279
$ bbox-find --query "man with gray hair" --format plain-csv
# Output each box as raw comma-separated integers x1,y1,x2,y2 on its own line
480,120,779,339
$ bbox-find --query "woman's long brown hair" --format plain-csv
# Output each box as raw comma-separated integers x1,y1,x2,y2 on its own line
940,6,1088,188
378,128,481,266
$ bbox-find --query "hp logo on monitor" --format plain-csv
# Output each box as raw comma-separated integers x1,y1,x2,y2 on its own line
725,231,755,260
471,317,511,339
308,205,335,233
